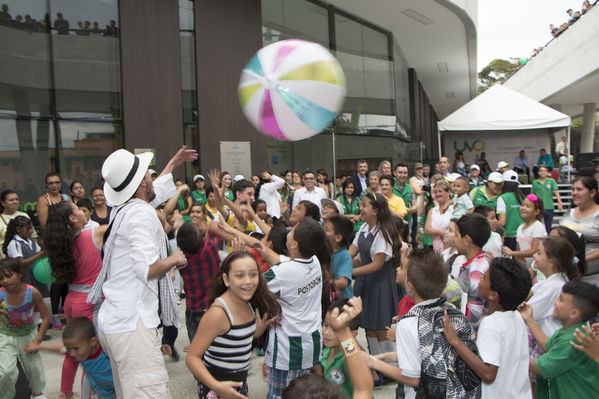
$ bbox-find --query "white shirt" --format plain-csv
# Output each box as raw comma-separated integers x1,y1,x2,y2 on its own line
528,273,567,337
292,186,326,210
258,174,285,217
396,298,439,399
555,141,567,156
483,232,503,258
6,235,40,258
149,173,177,209
477,311,532,398
83,219,100,230
351,223,392,262
441,247,467,278
98,202,165,334
516,221,547,266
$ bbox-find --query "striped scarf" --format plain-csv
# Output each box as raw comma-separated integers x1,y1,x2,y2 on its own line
87,199,179,327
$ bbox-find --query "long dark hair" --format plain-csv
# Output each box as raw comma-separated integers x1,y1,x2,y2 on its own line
501,181,524,203
364,192,402,265
209,252,282,320
541,236,581,282
2,216,32,256
341,179,355,204
551,226,587,276
42,202,77,284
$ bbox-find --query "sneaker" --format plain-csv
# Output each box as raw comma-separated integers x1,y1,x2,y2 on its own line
51,315,63,330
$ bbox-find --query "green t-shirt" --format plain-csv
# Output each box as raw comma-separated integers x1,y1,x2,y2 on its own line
338,196,363,232
321,347,353,399
190,190,207,204
531,178,558,211
471,185,499,210
393,182,414,224
468,176,485,190
419,196,433,247
497,192,524,237
536,322,599,399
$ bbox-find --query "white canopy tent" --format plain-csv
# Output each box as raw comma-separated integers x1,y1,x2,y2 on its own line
438,84,572,177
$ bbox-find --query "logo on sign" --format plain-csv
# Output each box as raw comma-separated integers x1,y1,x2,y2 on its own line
454,140,485,153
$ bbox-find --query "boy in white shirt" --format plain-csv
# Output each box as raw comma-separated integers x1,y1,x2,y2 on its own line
363,248,481,398
76,198,100,230
444,257,533,398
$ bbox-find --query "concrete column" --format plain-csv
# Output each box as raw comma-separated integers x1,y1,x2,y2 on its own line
581,103,597,152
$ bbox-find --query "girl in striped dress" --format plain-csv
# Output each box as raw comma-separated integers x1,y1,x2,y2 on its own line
186,252,281,398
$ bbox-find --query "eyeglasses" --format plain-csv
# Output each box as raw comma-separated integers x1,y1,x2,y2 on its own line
303,176,315,180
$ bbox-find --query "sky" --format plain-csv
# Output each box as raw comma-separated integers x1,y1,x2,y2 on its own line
477,0,586,70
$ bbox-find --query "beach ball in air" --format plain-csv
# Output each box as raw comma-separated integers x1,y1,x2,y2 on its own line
238,39,346,141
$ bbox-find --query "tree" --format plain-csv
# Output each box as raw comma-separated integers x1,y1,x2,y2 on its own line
477,59,521,94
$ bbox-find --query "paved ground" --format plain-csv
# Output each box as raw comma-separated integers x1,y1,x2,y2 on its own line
38,301,396,398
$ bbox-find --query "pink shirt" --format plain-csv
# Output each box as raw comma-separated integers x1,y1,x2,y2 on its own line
72,228,103,286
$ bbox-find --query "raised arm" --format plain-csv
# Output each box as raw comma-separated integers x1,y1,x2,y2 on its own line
158,146,198,178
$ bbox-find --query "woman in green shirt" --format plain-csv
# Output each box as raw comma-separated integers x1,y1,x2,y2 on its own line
337,179,362,231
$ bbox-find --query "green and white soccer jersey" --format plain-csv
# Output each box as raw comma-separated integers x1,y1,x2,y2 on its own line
264,256,323,370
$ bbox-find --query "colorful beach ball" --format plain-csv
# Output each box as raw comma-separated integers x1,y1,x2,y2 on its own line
238,39,347,141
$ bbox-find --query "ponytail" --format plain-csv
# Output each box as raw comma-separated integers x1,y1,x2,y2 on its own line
543,236,581,281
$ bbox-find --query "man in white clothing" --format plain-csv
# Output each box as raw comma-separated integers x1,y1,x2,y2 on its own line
292,170,326,211
91,148,193,398
258,171,286,218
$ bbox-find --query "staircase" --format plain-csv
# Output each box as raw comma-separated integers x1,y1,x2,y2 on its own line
520,183,572,226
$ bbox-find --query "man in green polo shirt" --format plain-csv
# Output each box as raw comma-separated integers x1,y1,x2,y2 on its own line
531,165,563,234
470,172,503,211
392,163,416,227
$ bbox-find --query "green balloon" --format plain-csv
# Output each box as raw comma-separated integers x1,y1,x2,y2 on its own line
33,257,55,285
519,58,528,64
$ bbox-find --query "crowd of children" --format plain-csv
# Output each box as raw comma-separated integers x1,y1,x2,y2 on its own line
1,152,599,399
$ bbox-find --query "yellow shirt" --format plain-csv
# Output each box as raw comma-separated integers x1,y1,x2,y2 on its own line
386,194,407,217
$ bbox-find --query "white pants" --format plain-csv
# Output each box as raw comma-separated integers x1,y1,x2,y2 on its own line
99,318,170,399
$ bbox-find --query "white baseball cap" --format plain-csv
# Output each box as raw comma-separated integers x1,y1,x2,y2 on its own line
470,164,480,171
497,161,509,170
233,174,245,182
502,170,519,182
487,172,504,184
193,174,205,182
321,198,344,215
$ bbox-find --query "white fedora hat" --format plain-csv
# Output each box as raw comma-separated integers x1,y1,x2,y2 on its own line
102,149,154,206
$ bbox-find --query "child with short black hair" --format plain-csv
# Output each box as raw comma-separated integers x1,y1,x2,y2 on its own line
264,218,332,399
454,213,491,325
0,258,50,399
444,257,533,397
324,215,354,299
38,317,115,398
364,248,481,399
76,198,100,230
520,281,599,399
316,298,364,398
474,205,503,258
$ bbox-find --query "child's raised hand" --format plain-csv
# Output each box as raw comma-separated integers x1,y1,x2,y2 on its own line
385,325,396,342
24,341,40,355
230,237,246,253
571,324,599,364
442,310,459,346
329,297,362,332
517,302,533,322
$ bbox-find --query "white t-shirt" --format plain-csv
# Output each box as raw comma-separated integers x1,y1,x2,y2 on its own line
483,232,503,258
396,298,439,399
83,219,100,230
441,247,467,278
264,256,323,370
477,311,532,398
6,235,40,258
516,220,547,266
351,223,392,262
528,273,567,337
291,186,326,211
258,174,285,218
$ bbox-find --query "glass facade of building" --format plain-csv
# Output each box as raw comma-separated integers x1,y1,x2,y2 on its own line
0,0,121,207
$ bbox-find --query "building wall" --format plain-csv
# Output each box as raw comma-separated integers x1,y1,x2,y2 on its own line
194,0,268,174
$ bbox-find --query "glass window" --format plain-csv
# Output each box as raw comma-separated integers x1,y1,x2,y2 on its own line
0,0,52,118
49,0,121,120
262,0,328,45
179,0,197,124
56,120,121,194
0,118,56,204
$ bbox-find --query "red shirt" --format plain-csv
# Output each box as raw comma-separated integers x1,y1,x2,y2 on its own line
397,295,415,318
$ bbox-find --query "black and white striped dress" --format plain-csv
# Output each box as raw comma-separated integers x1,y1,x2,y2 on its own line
202,297,256,382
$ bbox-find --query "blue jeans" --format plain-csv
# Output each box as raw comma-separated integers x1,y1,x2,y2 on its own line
185,308,205,342
543,209,554,234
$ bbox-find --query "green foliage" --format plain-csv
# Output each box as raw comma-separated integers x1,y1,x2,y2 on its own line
478,59,521,94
